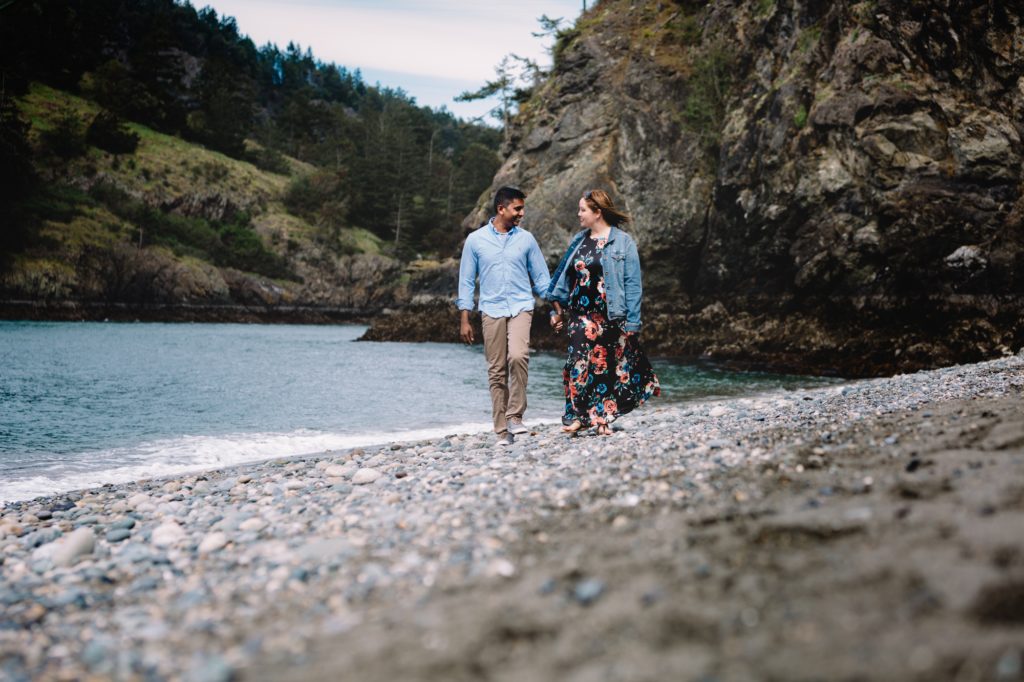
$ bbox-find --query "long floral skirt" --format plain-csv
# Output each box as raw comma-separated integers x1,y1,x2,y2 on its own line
562,312,660,427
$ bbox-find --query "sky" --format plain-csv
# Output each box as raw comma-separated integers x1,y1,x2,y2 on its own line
198,0,588,122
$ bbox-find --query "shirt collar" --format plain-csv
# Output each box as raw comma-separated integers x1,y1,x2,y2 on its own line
489,218,518,237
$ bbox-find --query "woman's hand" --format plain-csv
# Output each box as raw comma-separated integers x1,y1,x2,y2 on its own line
549,311,564,333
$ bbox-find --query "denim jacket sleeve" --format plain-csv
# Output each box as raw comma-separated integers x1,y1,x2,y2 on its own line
622,236,643,333
544,230,586,304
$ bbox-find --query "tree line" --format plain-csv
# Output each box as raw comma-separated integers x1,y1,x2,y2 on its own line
0,0,502,260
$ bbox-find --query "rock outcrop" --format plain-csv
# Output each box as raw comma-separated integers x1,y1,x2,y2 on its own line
373,0,1024,376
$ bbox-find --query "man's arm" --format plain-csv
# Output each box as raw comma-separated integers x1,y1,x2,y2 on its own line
457,236,478,344
526,234,552,298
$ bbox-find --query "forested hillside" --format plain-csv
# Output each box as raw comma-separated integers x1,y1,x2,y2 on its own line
0,0,501,316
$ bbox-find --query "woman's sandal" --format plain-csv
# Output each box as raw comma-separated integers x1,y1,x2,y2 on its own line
595,424,612,436
561,420,583,434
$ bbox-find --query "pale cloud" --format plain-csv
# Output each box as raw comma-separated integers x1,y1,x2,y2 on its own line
201,0,583,81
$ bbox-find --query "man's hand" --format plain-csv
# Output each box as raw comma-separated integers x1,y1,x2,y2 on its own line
549,311,563,333
460,312,475,344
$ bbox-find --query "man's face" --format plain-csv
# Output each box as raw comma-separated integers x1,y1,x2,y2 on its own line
498,198,525,226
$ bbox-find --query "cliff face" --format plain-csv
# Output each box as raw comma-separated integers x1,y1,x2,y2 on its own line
454,0,1024,376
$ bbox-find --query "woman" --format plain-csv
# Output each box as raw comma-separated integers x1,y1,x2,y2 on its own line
546,189,660,436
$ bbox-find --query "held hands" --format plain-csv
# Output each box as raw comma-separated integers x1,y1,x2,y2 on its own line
549,311,564,333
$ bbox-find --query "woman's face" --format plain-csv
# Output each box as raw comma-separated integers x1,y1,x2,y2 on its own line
578,197,602,229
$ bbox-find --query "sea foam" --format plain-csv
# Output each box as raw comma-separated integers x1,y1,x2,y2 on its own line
0,421,513,504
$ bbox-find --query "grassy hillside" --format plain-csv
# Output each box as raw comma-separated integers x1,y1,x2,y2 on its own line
4,83,386,307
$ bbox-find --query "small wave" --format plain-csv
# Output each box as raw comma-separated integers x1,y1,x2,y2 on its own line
0,421,510,504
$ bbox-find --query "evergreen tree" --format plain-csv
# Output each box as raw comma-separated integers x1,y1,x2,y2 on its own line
0,85,35,260
1,0,505,260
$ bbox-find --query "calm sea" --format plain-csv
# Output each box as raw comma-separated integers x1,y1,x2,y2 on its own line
0,321,839,503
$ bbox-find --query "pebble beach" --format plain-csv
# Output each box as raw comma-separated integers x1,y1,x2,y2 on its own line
2,353,1023,681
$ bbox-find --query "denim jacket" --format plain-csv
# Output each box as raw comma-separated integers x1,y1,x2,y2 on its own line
545,225,643,332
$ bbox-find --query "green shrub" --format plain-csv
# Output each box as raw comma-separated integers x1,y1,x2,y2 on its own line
218,219,293,278
793,105,808,128
672,14,702,45
244,145,290,175
0,96,36,261
41,106,88,158
87,180,294,279
86,110,140,154
193,160,229,183
682,43,737,153
798,26,822,53
284,170,352,251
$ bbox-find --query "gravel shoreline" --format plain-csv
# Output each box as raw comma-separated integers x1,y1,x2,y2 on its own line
2,352,1022,681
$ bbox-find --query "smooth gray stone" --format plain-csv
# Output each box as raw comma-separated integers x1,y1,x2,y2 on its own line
997,649,1022,680
130,575,160,592
81,640,111,672
109,518,136,530
118,544,155,564
175,590,208,611
22,528,63,549
51,589,87,608
188,655,233,682
30,560,53,574
53,528,95,566
106,529,132,543
215,478,238,493
214,513,248,532
573,578,605,606
49,499,76,512
297,537,353,564
198,532,228,554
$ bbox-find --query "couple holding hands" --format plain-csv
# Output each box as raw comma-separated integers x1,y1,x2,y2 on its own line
457,186,660,446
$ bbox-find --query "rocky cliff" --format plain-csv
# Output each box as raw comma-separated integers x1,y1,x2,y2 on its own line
368,0,1024,376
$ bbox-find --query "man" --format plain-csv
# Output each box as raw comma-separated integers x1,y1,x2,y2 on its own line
457,186,551,446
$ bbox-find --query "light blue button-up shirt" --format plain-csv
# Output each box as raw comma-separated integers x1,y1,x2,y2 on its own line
457,220,551,318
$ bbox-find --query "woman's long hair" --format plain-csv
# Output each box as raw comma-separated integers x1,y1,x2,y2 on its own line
583,189,630,225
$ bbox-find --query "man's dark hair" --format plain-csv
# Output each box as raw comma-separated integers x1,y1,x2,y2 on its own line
493,186,526,213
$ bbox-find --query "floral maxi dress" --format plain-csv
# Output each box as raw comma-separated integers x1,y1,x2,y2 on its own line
563,234,660,428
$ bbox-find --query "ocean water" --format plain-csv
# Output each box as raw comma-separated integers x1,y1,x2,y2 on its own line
0,321,839,503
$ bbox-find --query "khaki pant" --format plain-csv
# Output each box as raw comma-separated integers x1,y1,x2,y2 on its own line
481,311,532,434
